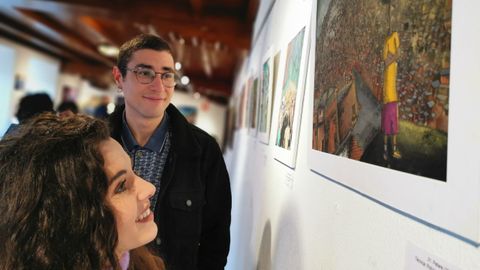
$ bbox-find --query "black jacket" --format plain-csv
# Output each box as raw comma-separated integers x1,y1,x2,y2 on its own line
109,104,231,270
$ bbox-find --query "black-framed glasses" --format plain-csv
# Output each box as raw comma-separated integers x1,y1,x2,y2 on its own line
127,67,177,88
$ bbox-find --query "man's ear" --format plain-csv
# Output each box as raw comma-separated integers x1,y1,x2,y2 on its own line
112,66,123,89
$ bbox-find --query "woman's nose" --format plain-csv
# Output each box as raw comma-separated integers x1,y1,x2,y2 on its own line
137,176,155,201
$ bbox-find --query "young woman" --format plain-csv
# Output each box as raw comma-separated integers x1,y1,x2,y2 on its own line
0,113,164,270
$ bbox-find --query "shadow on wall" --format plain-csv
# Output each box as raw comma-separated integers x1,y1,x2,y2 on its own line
227,134,262,270
230,173,255,270
256,221,272,270
272,201,304,270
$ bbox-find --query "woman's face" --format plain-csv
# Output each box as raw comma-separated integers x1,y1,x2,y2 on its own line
100,138,157,255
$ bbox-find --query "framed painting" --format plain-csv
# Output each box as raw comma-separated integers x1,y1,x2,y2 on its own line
236,82,248,129
249,76,259,136
308,0,480,244
272,25,311,168
244,76,253,129
257,47,275,144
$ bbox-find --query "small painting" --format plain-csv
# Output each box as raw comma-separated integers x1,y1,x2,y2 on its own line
258,48,275,144
276,27,306,150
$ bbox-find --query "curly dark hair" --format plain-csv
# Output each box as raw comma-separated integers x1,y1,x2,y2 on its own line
116,33,172,77
0,113,120,269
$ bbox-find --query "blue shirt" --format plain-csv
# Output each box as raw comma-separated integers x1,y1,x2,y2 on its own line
121,112,171,210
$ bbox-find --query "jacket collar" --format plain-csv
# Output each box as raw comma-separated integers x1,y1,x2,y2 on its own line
120,110,169,152
109,104,201,157
165,104,202,156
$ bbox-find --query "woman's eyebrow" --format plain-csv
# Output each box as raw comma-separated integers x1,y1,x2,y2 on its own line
110,169,127,183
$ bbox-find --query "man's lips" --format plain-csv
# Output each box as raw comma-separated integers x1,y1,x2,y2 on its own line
143,96,165,101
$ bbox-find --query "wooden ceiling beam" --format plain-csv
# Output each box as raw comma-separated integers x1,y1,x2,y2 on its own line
152,21,250,50
187,73,233,98
0,21,68,60
189,0,204,17
4,0,252,49
62,60,113,89
16,9,113,66
92,17,251,50
0,10,84,61
246,0,260,23
0,9,113,68
0,0,253,98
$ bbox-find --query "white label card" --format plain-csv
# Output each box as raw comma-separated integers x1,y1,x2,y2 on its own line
405,243,460,270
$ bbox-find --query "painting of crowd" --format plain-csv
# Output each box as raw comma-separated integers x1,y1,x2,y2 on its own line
313,0,451,181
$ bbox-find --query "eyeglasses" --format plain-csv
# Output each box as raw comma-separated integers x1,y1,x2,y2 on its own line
127,67,177,88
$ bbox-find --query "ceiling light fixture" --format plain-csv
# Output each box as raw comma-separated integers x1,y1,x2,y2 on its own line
175,62,182,70
107,102,116,114
192,36,198,47
214,41,222,50
180,75,190,85
98,43,119,57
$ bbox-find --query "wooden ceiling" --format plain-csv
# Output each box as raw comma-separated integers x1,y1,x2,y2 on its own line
0,0,258,104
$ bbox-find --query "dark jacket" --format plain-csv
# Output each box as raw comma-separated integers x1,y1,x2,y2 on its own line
109,104,231,270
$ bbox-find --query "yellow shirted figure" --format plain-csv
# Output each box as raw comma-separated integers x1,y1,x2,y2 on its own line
381,31,401,160
383,31,399,103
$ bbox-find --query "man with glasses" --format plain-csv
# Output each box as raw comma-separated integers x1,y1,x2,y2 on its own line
110,34,231,270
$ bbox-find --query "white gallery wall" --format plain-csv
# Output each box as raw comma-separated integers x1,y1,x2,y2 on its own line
0,37,60,136
0,42,16,136
224,0,480,269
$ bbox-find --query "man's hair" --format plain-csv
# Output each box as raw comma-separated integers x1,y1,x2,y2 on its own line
117,34,173,77
0,113,119,269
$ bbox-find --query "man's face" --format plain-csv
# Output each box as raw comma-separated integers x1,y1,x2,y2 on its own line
114,49,175,121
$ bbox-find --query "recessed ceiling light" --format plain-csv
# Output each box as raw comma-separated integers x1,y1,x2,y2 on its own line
98,44,119,57
192,36,198,47
107,102,116,114
181,75,190,85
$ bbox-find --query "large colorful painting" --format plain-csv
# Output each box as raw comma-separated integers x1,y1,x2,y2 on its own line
312,0,451,181
309,0,480,244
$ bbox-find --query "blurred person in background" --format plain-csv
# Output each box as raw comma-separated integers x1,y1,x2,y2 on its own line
57,100,79,117
3,92,53,136
94,96,112,119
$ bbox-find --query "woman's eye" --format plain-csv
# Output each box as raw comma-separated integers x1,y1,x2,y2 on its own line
114,179,127,194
